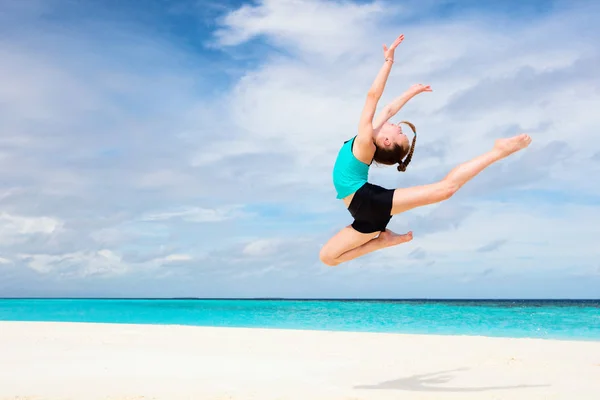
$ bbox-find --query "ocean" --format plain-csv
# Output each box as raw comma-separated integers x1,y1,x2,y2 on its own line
1,298,598,341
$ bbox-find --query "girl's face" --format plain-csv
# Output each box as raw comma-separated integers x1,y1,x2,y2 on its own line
376,122,409,149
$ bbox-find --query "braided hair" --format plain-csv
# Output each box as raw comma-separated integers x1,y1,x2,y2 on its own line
372,120,417,172
397,121,416,172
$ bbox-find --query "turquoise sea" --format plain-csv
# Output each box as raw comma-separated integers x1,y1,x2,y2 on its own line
0,299,599,341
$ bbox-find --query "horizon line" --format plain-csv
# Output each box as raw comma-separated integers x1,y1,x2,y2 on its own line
1,297,599,301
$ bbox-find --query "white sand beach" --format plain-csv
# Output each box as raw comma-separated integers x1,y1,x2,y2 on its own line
1,321,599,400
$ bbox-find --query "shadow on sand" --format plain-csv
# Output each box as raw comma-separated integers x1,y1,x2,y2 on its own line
354,368,550,392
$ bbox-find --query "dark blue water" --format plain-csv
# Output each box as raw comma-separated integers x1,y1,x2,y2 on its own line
1,299,598,341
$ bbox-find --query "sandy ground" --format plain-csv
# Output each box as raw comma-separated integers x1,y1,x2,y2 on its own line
0,321,599,400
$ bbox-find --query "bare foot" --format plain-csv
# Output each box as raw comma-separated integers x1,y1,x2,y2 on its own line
378,229,413,248
493,134,532,157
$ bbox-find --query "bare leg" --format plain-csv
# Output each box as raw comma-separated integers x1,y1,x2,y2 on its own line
330,230,413,265
319,227,413,266
391,134,531,215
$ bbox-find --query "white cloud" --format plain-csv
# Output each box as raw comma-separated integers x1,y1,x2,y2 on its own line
211,0,387,58
19,250,125,277
17,250,195,279
0,213,63,247
164,254,193,262
242,239,281,257
0,213,61,235
142,205,250,222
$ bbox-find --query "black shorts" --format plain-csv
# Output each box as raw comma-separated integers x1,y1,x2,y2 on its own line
348,182,395,234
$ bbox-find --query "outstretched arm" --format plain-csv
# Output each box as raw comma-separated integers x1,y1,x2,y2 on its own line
357,58,395,138
354,34,404,159
373,84,432,130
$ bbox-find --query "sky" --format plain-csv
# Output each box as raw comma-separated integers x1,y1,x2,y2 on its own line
0,0,599,299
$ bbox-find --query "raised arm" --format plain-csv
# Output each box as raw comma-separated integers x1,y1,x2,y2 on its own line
354,34,404,160
357,58,395,138
373,84,432,130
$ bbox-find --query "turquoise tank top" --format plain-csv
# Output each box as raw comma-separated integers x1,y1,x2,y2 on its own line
332,136,370,199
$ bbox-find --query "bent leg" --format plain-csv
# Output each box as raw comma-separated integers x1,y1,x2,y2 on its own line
319,227,413,266
319,226,379,266
391,134,531,215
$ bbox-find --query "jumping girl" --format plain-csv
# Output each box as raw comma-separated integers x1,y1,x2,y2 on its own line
319,34,532,266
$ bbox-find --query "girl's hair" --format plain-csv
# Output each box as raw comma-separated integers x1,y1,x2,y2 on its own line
373,120,417,172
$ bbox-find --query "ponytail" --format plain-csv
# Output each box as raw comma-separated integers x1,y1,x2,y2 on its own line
397,120,416,172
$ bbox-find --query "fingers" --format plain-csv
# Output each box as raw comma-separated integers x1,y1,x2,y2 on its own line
413,83,432,92
384,34,405,52
392,34,404,46
391,34,404,48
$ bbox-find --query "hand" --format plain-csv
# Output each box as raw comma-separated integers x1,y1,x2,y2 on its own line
383,34,404,61
409,83,432,95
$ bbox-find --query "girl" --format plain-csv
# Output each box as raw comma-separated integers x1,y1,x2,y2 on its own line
319,34,532,266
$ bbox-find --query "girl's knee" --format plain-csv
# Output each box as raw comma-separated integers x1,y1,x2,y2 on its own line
319,252,339,266
438,180,459,201
319,247,339,266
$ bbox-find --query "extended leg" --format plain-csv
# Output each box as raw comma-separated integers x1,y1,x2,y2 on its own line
319,227,412,266
391,134,531,215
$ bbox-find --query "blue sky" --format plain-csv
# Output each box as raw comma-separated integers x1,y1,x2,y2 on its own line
1,0,599,299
